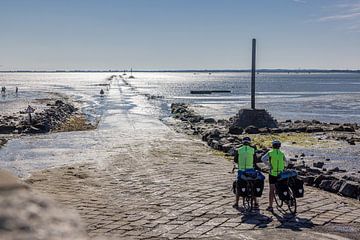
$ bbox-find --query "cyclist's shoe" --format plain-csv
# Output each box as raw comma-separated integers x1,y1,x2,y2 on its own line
266,206,273,212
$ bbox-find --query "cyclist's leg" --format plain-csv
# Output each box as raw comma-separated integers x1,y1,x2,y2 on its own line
269,184,275,207
234,192,240,207
268,175,277,210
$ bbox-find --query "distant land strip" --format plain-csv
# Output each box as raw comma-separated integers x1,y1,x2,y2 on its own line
0,69,360,73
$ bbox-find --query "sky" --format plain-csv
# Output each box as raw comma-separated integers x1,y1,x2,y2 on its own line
0,0,360,70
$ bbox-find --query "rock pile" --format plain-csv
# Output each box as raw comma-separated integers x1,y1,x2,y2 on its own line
0,100,77,135
294,164,360,200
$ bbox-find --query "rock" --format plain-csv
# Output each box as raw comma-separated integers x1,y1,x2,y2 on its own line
319,179,343,193
0,138,8,148
301,176,315,186
313,161,325,169
300,153,305,157
347,139,356,145
329,167,344,173
221,143,233,153
306,126,324,133
244,125,259,134
0,125,16,134
308,167,322,175
204,118,216,124
285,119,292,123
55,99,64,106
342,175,360,184
270,128,283,134
325,158,330,161
289,158,297,162
258,128,269,133
313,174,336,187
338,181,360,199
228,126,243,135
333,125,355,132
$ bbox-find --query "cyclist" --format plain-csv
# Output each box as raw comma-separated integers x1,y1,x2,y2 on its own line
233,137,259,209
261,140,288,212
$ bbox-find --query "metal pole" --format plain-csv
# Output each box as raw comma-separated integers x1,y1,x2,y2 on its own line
251,38,256,109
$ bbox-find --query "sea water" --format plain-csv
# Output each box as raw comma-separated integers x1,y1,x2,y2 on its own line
0,72,359,176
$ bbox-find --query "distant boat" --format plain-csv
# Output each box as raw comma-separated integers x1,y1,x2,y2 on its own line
129,68,135,79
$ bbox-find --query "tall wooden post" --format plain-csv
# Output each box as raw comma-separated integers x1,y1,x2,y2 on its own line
251,38,256,110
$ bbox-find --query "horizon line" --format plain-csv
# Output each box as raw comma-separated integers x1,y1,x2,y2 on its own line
1,68,360,73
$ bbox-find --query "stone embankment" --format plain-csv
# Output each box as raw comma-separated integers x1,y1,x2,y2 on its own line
0,100,91,135
170,103,360,200
0,170,88,240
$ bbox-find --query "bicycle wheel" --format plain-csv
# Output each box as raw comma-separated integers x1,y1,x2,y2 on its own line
287,188,297,215
274,190,283,208
243,182,253,211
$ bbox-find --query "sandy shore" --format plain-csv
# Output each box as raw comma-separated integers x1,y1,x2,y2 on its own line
15,77,360,239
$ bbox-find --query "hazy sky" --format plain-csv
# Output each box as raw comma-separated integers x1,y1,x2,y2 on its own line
1,0,360,70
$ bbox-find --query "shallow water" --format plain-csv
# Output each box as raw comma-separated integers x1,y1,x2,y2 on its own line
0,72,359,176
127,72,360,123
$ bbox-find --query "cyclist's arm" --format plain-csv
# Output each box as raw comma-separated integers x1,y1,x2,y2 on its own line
234,152,238,164
261,153,270,167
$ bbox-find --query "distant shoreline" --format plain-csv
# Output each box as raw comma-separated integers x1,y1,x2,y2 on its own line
1,69,360,73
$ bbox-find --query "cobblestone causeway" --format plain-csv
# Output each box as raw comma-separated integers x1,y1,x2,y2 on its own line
26,78,360,239
28,136,360,240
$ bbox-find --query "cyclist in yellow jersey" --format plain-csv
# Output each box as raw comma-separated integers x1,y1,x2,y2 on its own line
261,140,288,212
233,137,258,209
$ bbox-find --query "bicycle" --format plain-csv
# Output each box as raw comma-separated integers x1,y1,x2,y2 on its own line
274,170,299,215
232,167,264,211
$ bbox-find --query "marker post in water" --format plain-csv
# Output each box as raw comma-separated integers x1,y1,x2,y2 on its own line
251,38,256,110
25,105,35,124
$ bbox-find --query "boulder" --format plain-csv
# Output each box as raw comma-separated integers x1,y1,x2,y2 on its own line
0,125,16,134
319,179,343,193
313,161,325,169
313,174,336,187
221,143,233,153
228,126,243,135
204,118,216,124
306,126,324,133
244,125,259,134
333,125,355,132
270,128,283,134
338,181,360,199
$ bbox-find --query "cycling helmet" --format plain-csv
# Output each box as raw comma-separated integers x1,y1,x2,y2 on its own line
272,140,281,149
242,137,251,145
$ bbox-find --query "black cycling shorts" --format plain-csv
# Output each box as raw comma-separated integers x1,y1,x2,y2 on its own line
269,175,279,184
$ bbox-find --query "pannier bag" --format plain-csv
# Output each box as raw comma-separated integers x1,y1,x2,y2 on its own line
289,177,304,198
276,180,290,201
237,178,248,197
253,179,264,197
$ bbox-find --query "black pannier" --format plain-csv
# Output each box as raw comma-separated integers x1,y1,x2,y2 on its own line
253,179,264,197
237,179,248,197
289,177,304,198
276,180,290,201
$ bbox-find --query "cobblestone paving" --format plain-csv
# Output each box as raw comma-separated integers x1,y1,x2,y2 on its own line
26,78,360,239
28,137,360,240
